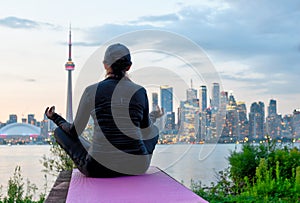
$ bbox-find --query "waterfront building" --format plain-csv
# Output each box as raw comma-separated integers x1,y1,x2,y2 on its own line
249,101,265,140
152,92,158,111
266,99,281,139
220,91,228,113
7,114,17,124
281,114,293,139
220,93,238,143
236,101,249,140
268,99,277,116
211,83,220,111
199,85,207,112
292,109,300,139
28,114,36,126
160,85,173,113
178,100,200,142
186,80,197,104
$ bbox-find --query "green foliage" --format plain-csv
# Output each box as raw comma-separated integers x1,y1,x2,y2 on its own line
41,141,75,176
0,166,45,203
192,141,300,202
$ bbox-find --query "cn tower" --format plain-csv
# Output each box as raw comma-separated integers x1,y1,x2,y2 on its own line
65,26,75,122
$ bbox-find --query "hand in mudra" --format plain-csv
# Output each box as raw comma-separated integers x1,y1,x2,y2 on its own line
150,106,164,123
45,106,56,119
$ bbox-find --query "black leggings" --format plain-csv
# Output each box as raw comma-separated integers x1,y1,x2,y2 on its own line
53,127,158,177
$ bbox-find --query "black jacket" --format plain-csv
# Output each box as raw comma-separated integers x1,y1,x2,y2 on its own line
51,76,158,174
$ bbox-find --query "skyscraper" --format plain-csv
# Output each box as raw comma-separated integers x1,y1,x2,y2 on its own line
292,109,300,139
249,101,265,140
160,85,173,113
268,99,277,116
152,92,158,111
266,99,281,139
199,85,207,112
211,83,220,110
7,114,17,124
186,79,197,103
28,114,36,125
236,101,249,140
65,26,75,122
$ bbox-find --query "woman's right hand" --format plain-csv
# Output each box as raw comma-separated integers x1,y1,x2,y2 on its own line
149,105,164,123
45,106,56,119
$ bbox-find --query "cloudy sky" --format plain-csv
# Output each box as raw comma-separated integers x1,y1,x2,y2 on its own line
0,0,299,122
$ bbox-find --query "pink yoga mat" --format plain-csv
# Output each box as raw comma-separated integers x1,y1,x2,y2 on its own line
66,166,208,203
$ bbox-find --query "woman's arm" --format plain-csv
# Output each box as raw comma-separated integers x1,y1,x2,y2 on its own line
45,87,93,137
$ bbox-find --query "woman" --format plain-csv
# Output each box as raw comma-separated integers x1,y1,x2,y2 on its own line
45,43,163,177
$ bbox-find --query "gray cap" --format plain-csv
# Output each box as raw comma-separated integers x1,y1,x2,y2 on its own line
103,43,131,66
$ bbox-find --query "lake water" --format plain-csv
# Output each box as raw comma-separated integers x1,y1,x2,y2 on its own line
0,144,242,197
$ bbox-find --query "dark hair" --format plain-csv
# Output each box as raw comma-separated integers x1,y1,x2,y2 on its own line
110,54,132,78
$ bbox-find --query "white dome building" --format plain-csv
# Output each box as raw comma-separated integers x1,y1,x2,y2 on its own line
0,123,41,138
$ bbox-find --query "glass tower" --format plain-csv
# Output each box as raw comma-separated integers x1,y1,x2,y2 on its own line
160,85,173,113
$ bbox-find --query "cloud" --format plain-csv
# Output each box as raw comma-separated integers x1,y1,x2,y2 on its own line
0,16,39,29
73,1,300,97
132,13,180,24
0,16,60,30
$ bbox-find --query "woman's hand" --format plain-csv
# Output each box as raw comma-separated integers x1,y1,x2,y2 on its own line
149,105,164,123
45,106,56,119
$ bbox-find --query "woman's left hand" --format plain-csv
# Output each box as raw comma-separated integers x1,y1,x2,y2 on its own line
45,106,56,119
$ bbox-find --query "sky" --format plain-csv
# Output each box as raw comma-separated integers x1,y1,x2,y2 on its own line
0,0,299,122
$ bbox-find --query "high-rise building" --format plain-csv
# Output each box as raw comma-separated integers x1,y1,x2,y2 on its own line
266,99,281,139
282,114,293,139
65,26,75,122
160,85,173,113
152,92,158,111
199,85,207,112
165,112,175,131
7,114,17,124
186,88,197,103
186,80,197,103
228,93,236,106
249,101,265,140
292,109,300,139
236,101,249,140
28,114,36,125
268,99,277,116
211,83,220,110
220,91,228,112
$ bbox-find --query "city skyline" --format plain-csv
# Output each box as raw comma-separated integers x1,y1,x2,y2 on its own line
0,1,299,121
1,82,299,125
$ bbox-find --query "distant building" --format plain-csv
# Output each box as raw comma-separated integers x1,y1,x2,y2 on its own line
266,99,281,139
199,85,207,112
292,109,300,139
281,114,293,138
160,85,173,113
211,83,220,111
268,99,277,116
249,102,265,140
220,91,228,112
7,114,17,124
28,114,36,126
165,112,176,131
0,123,40,138
220,94,238,142
21,118,27,123
236,101,249,140
152,92,158,111
186,80,197,104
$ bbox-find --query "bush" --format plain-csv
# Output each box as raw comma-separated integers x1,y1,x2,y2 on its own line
192,141,300,202
0,166,45,203
41,140,75,176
